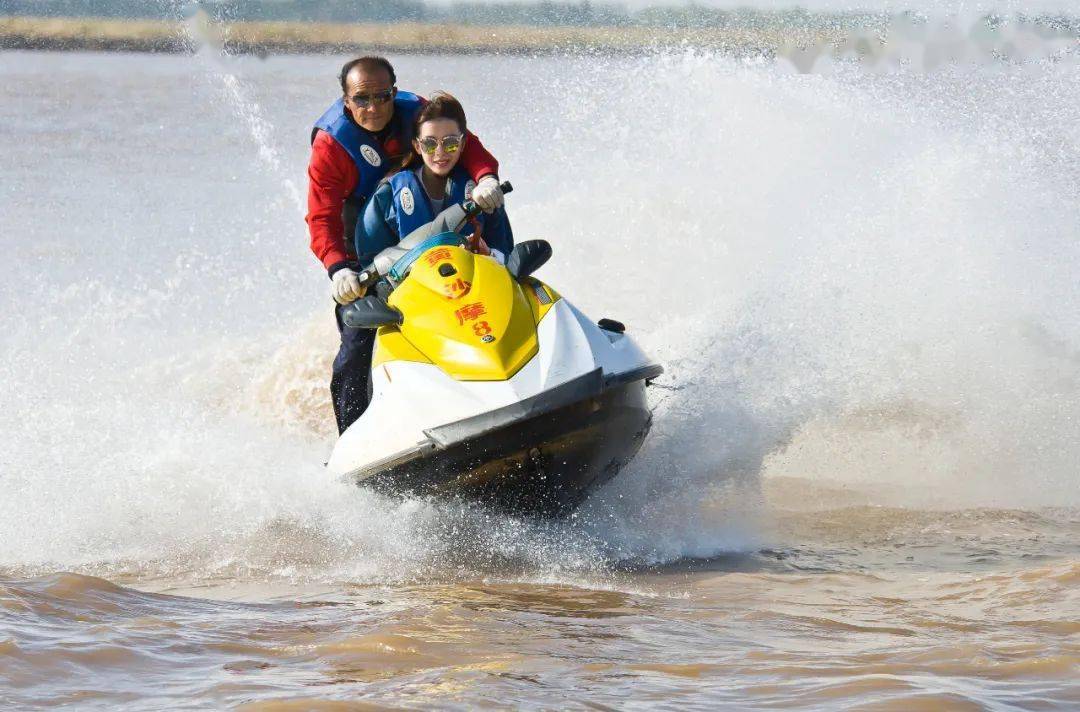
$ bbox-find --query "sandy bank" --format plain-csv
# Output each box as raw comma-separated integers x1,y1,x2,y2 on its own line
0,16,838,55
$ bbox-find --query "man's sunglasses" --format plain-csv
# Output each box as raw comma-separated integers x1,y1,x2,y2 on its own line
349,88,394,108
417,134,464,155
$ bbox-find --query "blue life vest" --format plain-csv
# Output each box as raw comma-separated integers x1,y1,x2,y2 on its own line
311,92,424,206
388,167,478,239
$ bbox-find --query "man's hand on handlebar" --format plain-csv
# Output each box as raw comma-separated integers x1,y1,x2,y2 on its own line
332,268,368,305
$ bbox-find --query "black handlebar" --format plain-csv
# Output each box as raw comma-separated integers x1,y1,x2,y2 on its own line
357,266,380,288
463,180,513,220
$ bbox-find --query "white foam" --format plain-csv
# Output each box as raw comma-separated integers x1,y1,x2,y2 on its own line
2,39,1078,580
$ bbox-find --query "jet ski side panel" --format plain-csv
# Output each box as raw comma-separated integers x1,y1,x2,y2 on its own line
327,299,625,477
327,294,662,514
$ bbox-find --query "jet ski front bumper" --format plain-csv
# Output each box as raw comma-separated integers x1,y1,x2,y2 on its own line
349,364,662,515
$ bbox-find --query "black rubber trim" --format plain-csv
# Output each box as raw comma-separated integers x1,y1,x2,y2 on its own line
598,318,625,333
604,363,664,388
424,368,604,448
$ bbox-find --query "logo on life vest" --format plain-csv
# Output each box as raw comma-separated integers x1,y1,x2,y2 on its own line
464,180,477,200
360,145,382,167
400,187,415,215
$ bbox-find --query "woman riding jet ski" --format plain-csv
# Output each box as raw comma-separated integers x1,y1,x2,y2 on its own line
327,93,662,515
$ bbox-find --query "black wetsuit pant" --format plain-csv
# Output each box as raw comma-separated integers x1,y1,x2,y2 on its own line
331,303,376,434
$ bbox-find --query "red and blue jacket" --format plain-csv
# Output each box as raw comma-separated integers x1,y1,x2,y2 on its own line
306,93,499,276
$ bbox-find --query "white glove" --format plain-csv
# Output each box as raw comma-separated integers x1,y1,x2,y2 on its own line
490,248,507,265
331,268,366,305
471,176,504,214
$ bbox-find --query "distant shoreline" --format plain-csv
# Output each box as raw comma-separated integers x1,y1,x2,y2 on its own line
0,16,841,56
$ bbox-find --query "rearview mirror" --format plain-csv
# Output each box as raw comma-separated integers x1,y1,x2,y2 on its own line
340,296,403,329
507,240,552,279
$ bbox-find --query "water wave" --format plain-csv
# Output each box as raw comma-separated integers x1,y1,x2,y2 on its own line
1,46,1078,583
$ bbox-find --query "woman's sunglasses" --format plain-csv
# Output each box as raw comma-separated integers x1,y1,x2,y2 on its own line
349,88,394,108
417,134,464,155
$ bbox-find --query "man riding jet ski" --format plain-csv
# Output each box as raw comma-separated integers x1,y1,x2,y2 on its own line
308,57,505,436
325,181,663,515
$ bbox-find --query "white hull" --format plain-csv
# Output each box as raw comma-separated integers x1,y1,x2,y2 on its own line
327,298,657,483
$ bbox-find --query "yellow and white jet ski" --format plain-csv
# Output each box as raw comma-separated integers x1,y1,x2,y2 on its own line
326,182,662,515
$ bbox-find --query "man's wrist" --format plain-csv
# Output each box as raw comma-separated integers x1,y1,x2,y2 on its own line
327,259,359,279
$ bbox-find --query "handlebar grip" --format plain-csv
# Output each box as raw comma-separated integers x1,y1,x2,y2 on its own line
499,181,513,195
356,268,380,288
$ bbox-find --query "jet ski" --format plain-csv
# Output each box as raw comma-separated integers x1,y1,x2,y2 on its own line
326,182,662,515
